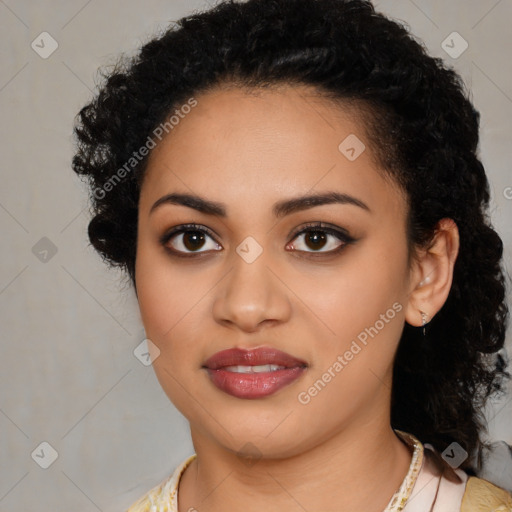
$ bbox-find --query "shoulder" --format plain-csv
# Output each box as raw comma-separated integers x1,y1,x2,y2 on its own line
125,477,170,512
125,454,197,512
461,475,512,512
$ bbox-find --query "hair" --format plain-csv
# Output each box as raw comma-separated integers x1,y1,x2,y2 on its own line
71,0,510,474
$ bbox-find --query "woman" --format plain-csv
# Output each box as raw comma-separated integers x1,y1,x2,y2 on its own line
71,0,512,510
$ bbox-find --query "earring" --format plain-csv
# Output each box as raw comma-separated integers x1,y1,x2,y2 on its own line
419,310,429,336
419,276,431,287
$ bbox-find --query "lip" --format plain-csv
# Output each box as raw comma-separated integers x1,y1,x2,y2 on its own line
203,347,308,399
204,347,307,370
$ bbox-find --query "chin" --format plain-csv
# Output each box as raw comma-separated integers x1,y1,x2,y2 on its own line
198,414,317,460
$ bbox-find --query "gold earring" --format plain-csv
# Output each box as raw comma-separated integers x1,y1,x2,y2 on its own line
420,310,429,336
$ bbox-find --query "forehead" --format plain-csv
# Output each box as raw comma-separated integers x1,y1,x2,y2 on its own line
140,84,404,217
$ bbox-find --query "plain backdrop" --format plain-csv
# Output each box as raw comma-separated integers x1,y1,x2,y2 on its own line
1,0,511,510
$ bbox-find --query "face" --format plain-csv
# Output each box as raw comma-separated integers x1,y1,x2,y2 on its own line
135,84,414,459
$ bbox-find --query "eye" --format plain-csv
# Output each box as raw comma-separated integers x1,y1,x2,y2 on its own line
160,221,355,258
287,222,354,255
160,224,221,257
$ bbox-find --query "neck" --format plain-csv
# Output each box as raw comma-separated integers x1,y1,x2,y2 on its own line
178,419,414,512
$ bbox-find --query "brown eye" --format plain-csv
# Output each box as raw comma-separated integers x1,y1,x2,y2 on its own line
288,223,354,254
182,231,207,251
304,231,328,251
160,224,222,256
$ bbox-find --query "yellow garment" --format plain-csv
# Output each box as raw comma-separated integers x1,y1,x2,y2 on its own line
461,476,512,511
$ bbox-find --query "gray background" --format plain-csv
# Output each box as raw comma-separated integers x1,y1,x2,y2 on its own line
0,0,511,510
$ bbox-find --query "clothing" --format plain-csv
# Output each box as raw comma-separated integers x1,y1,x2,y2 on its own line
126,430,512,512
477,440,512,492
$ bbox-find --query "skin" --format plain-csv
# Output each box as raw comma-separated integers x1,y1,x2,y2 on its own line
135,84,459,512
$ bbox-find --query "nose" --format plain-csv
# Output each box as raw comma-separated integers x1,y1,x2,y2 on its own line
211,248,292,333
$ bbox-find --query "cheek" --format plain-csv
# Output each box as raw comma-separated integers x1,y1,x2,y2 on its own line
295,240,407,342
135,244,192,348
135,242,218,378
136,259,175,338
302,245,408,400
135,249,205,409
293,256,407,421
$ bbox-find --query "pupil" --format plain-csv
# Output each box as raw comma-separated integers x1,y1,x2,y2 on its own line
184,231,205,251
306,231,326,250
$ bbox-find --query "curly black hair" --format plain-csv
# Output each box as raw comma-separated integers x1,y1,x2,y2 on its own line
72,0,510,474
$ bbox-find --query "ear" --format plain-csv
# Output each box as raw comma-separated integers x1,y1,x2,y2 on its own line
405,218,460,327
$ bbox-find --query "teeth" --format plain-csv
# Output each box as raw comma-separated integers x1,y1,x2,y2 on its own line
223,364,286,373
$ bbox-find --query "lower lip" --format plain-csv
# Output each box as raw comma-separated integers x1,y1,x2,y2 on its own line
205,367,306,399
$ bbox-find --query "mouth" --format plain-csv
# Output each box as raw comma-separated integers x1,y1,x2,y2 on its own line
203,347,308,399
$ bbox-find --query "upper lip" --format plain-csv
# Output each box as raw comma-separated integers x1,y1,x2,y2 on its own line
203,347,308,370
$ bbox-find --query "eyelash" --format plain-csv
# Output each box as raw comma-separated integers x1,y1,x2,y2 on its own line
159,222,356,259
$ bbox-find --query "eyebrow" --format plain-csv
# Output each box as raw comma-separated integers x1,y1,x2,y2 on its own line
149,191,371,218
